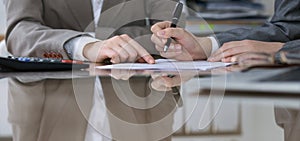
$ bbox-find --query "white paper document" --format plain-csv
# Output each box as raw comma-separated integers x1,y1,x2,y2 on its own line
96,59,232,71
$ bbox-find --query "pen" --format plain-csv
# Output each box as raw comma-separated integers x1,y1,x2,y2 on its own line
163,2,183,53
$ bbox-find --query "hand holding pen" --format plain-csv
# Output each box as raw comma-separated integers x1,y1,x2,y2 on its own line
151,3,211,61
163,2,183,53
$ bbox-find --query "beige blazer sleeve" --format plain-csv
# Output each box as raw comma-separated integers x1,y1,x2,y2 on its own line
4,0,94,59
4,0,183,59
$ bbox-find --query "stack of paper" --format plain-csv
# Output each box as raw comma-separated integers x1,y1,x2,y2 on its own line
96,59,232,71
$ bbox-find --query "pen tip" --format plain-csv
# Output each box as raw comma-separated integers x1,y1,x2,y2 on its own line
164,46,168,53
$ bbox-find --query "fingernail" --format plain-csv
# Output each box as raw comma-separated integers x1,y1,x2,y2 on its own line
151,59,155,64
111,57,116,64
158,31,165,36
148,58,155,64
231,57,237,62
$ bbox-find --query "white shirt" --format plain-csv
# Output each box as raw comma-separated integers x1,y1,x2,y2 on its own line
83,2,112,141
70,0,103,61
208,36,219,55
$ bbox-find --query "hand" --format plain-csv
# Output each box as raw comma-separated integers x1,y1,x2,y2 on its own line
151,21,212,61
208,40,284,62
83,34,155,64
150,72,197,92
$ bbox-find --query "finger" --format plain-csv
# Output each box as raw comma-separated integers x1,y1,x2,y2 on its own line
151,34,167,47
165,43,183,53
119,40,138,62
136,57,146,63
209,45,245,62
236,53,269,62
141,54,155,64
151,77,172,91
209,41,243,60
121,34,155,64
153,39,168,53
221,57,232,63
161,75,182,87
156,28,185,40
110,69,136,80
97,46,118,63
159,50,182,59
110,43,130,63
151,21,171,33
155,43,182,52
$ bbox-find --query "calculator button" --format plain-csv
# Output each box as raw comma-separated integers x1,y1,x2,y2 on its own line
61,60,73,63
43,53,49,58
18,57,31,62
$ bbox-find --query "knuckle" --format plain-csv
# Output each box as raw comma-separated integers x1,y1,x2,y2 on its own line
150,26,156,32
244,40,251,44
123,55,129,60
120,34,129,38
132,51,138,57
111,36,121,41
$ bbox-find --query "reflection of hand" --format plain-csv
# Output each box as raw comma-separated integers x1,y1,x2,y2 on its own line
109,69,139,80
83,34,155,64
89,64,140,80
151,21,212,61
150,72,197,92
208,40,284,63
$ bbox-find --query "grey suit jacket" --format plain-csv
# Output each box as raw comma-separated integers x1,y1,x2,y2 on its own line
215,0,300,51
4,0,181,59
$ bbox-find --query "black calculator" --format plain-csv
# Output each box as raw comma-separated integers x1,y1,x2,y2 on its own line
0,56,89,72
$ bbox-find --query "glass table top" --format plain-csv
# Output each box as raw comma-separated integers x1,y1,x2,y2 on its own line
0,64,299,141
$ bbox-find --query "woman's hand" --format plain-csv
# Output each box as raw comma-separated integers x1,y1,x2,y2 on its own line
151,21,212,61
83,34,155,64
208,40,284,62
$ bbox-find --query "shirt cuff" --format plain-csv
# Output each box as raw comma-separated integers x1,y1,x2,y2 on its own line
68,36,100,61
207,36,219,55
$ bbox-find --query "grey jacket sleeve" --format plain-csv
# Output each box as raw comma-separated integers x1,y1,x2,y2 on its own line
215,0,300,47
281,39,300,51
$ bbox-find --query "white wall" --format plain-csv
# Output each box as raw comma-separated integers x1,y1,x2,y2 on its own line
0,2,6,34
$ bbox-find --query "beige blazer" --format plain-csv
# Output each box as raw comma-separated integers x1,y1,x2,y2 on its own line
8,76,178,141
7,78,94,141
4,0,182,59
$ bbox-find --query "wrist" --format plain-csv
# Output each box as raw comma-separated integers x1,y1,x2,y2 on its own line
83,41,101,62
194,37,212,60
273,42,284,51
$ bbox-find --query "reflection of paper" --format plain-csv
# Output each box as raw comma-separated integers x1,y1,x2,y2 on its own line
96,59,232,71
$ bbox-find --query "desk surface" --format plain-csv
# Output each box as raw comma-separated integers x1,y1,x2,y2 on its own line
0,65,299,141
